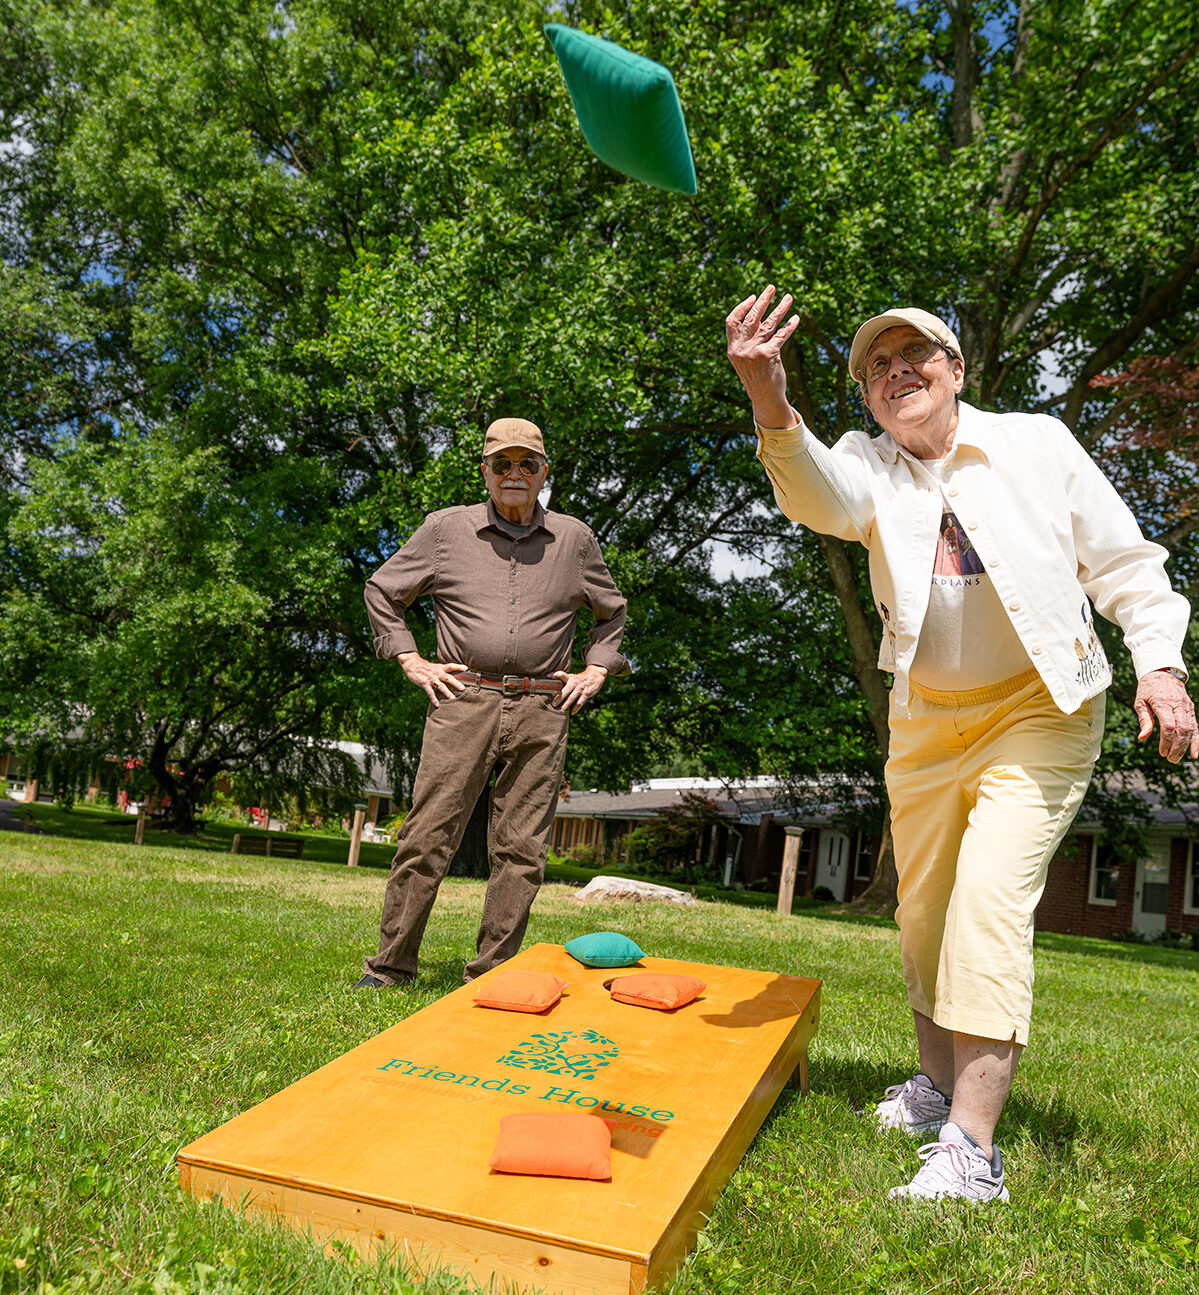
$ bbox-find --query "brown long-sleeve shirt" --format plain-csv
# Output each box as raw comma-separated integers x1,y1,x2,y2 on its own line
364,500,629,677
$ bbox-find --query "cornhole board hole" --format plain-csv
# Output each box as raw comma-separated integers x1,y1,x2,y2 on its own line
178,944,821,1295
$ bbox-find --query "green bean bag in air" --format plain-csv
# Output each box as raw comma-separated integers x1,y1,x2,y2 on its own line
544,23,697,195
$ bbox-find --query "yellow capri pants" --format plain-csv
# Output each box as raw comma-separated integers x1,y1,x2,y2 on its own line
885,670,1104,1046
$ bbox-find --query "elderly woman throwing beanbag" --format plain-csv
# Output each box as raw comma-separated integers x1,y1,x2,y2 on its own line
726,289,1197,1204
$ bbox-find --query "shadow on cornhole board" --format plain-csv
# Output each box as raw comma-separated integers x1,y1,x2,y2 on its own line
178,943,821,1295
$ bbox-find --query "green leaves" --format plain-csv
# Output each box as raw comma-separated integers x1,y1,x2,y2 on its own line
3,0,1198,827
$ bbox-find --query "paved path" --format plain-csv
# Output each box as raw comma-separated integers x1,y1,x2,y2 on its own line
0,798,40,833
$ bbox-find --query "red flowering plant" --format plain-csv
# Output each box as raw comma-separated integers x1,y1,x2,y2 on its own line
1086,354,1199,812
1089,356,1199,555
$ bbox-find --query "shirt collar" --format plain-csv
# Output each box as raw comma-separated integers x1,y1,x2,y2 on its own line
871,401,992,466
481,498,550,535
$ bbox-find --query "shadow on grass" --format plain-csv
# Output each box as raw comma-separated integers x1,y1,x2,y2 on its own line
416,957,473,997
794,902,896,930
1000,1087,1083,1162
1035,929,1199,971
791,1053,1086,1163
750,1053,922,1146
12,805,906,931
544,866,899,926
804,1053,917,1119
12,801,404,869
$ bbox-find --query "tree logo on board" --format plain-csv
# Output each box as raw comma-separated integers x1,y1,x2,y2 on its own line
496,1029,618,1081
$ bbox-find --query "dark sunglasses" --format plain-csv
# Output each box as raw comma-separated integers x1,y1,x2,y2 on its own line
488,456,544,477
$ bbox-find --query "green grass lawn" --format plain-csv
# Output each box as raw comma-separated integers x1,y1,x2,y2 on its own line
1,830,1197,1295
11,801,862,914
9,801,406,871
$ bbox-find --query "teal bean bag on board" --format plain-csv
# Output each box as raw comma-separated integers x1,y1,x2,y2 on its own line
544,23,697,196
564,931,646,968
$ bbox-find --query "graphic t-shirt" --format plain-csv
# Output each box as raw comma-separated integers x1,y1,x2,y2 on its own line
910,458,1032,693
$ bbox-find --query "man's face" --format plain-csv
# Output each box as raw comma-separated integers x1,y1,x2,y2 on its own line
862,326,965,441
481,450,549,520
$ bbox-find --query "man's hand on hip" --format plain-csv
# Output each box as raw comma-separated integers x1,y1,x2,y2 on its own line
552,664,608,713
1134,669,1199,763
398,652,468,707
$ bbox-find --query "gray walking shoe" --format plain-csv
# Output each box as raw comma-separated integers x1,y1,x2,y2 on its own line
873,1072,952,1135
889,1122,1010,1203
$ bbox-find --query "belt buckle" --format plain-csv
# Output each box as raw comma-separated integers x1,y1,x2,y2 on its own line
501,675,527,695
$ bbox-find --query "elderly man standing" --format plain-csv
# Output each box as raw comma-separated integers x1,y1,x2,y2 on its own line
727,290,1197,1203
356,417,628,988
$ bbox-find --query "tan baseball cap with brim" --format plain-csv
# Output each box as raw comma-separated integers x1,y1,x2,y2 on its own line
483,418,546,458
849,308,961,382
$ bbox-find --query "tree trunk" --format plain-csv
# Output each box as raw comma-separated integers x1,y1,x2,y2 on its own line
790,329,899,914
144,727,208,833
813,533,898,913
948,0,982,149
814,534,890,758
163,796,198,834
853,815,898,916
145,724,192,833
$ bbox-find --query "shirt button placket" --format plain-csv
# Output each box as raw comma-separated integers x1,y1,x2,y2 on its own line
507,547,518,667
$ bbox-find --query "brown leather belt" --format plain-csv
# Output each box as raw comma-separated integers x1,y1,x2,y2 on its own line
458,671,563,696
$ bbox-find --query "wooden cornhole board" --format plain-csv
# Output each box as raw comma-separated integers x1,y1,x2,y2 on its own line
178,943,821,1295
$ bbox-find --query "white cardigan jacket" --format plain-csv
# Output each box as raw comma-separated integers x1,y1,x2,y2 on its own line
756,401,1189,717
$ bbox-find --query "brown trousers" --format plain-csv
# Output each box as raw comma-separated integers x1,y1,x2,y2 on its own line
364,683,570,983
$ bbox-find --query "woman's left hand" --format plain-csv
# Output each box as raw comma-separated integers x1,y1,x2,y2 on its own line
1134,669,1199,763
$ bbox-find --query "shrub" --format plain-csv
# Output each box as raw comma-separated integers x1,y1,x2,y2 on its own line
567,842,603,868
623,793,727,883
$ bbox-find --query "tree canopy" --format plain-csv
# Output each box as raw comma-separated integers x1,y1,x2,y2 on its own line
2,0,1197,887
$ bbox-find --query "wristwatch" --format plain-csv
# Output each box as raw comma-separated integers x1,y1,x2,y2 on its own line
1160,666,1188,683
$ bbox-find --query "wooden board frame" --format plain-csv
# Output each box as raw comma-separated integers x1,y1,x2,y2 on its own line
179,944,820,1295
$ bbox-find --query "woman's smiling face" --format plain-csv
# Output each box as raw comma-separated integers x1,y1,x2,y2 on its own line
862,325,965,450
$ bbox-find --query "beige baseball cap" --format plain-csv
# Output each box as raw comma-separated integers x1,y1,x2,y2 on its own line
848,308,962,381
482,417,546,458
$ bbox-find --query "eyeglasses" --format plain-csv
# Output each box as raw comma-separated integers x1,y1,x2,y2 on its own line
863,338,946,382
487,456,544,477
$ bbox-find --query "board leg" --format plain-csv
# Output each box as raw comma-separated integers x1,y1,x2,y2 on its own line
786,1048,809,1096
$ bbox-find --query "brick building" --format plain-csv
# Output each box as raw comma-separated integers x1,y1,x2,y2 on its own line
1039,814,1199,940
551,776,882,903
554,775,1199,940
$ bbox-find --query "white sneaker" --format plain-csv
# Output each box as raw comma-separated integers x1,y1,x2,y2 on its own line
889,1122,1010,1203
873,1072,951,1135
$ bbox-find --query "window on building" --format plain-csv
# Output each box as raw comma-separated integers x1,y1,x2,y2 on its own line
853,831,874,881
1139,839,1171,919
1089,839,1119,906
1185,841,1199,917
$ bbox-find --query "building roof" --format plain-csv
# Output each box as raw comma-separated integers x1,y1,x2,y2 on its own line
1075,769,1199,829
335,742,394,797
554,776,882,828
555,770,1199,833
